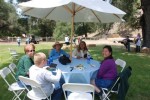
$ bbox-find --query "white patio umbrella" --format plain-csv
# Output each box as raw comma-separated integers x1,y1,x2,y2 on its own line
18,0,126,59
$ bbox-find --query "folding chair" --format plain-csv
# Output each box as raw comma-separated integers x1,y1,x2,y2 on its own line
101,59,126,100
8,48,19,62
8,63,17,75
19,76,51,100
0,67,26,100
115,58,126,72
102,59,126,95
102,66,132,100
62,83,95,100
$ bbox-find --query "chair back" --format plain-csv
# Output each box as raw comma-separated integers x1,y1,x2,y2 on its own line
0,67,17,87
19,76,50,100
19,76,40,88
0,67,26,100
9,63,17,74
115,59,126,72
8,48,17,55
63,83,95,100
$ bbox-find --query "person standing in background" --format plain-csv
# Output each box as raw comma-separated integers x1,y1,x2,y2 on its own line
65,35,70,45
135,33,142,52
17,37,21,46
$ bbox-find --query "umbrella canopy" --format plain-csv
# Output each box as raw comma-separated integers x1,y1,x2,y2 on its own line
18,0,126,23
18,0,126,60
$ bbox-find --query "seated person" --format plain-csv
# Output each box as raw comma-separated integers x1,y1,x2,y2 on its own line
90,45,117,98
29,52,62,100
49,42,70,60
15,44,35,86
72,41,90,59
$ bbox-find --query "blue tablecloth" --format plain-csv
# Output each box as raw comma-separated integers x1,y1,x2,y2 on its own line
53,58,100,83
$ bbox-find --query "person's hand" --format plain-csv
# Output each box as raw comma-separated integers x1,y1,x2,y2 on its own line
56,69,61,73
26,72,29,75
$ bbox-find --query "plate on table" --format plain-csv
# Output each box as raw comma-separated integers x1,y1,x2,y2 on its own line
75,64,84,70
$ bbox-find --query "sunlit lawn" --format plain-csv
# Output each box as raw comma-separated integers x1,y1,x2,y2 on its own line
0,42,150,100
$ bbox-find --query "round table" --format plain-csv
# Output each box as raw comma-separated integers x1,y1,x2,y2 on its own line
53,58,100,83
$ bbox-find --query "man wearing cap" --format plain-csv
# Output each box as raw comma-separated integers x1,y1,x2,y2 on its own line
49,42,70,60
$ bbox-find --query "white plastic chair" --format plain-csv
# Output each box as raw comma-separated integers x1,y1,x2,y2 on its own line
8,63,17,75
0,67,26,100
62,83,95,100
19,76,51,100
115,58,126,72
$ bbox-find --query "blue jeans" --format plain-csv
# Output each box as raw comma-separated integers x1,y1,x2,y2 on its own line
17,80,25,87
51,88,63,100
51,72,64,100
95,78,114,89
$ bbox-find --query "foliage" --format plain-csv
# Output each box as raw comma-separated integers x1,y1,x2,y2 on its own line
17,18,29,34
37,19,56,37
75,23,96,37
53,22,71,39
0,0,19,36
112,0,141,29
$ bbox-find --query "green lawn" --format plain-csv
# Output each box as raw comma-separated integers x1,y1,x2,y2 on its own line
0,42,150,100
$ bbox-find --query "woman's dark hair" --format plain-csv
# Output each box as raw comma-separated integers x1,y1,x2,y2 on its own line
77,41,88,52
103,45,113,59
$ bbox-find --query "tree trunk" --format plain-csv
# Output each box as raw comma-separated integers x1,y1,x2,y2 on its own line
141,0,150,48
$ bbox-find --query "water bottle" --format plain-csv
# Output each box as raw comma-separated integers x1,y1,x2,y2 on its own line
47,59,50,66
87,55,91,64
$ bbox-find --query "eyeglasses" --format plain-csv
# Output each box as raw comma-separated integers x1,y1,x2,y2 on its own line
28,50,35,52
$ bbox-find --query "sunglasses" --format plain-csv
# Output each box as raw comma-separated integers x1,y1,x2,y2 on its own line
28,50,35,52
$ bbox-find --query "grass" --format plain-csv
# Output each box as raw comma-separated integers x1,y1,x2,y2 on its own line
0,42,150,100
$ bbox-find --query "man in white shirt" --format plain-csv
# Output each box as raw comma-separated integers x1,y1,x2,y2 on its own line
29,52,62,100
65,35,70,45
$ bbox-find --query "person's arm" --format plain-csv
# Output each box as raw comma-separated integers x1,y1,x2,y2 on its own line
44,69,61,83
49,49,58,60
97,60,111,78
72,49,78,58
24,58,34,75
61,50,70,58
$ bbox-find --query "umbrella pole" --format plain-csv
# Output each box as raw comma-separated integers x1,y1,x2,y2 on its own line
70,14,75,61
70,3,75,61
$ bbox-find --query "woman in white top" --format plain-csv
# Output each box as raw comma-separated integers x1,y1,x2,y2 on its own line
72,41,90,59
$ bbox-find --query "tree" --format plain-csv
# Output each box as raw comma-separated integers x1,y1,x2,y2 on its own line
140,0,150,48
53,22,71,39
0,0,19,37
112,0,141,29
